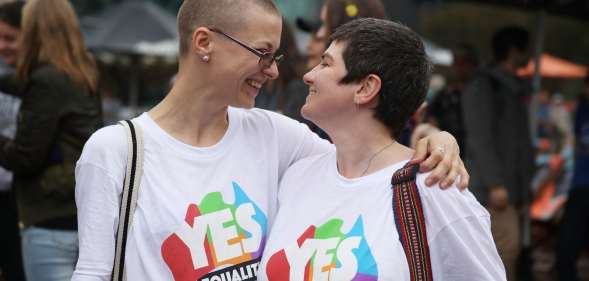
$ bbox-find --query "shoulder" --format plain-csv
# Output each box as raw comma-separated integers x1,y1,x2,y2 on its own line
236,107,304,129
278,151,332,196
78,124,127,169
280,150,333,186
280,151,332,188
233,107,320,143
285,151,332,176
414,172,489,235
30,65,67,83
27,65,83,98
29,64,89,94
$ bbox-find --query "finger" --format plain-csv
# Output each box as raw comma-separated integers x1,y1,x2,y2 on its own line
412,137,429,163
458,160,470,190
440,161,460,189
425,158,451,186
420,145,446,173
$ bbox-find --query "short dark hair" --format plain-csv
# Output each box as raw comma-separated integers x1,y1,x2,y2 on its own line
330,18,433,138
492,25,529,62
0,1,25,29
177,0,279,57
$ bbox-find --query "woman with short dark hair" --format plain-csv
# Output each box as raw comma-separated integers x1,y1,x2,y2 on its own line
259,18,505,281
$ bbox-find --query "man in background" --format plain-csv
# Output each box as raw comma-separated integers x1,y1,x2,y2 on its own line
462,26,535,281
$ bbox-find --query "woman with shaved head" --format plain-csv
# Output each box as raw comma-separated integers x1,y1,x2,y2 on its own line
72,1,469,280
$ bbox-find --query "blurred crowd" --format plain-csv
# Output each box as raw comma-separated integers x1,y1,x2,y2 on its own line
0,0,588,281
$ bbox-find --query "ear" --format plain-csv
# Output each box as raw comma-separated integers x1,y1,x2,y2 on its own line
353,74,382,106
191,27,213,57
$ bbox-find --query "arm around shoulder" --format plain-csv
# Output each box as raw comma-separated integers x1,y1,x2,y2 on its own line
271,112,332,175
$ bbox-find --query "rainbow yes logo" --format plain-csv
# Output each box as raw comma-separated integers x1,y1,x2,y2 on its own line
266,217,378,281
161,183,267,281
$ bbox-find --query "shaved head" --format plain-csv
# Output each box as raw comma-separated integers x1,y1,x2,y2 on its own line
177,0,280,57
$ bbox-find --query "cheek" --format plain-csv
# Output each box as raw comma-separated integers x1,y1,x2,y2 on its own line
220,59,258,82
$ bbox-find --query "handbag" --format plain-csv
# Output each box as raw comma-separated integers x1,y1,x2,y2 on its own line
112,120,144,281
391,161,434,281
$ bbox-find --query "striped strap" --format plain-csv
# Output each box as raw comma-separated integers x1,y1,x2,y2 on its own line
112,120,144,281
391,162,433,281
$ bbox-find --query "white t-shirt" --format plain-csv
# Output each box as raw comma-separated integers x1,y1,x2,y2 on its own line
72,108,331,281
0,92,20,191
259,151,506,281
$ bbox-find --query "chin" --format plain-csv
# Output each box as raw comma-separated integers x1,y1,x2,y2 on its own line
300,105,318,123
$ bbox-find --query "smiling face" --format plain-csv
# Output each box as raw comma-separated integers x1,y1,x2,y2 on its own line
301,41,360,127
210,6,282,108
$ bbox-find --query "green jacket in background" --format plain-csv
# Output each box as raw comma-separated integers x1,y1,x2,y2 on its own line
0,64,102,227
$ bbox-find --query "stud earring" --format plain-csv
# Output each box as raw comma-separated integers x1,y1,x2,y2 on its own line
202,55,210,62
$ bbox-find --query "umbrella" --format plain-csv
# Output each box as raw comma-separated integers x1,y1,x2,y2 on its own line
421,0,589,90
81,0,179,113
518,53,588,78
82,0,178,55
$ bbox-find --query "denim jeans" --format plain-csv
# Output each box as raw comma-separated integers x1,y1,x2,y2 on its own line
21,227,78,281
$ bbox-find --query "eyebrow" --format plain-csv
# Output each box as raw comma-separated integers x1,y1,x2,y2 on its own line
321,53,334,61
256,41,275,52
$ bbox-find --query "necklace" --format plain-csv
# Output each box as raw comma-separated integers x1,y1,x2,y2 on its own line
360,141,396,176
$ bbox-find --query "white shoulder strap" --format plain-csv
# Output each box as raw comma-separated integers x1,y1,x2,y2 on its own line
112,120,144,281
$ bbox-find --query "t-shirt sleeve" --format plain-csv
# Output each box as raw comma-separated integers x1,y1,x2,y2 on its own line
416,174,506,281
72,125,127,281
271,112,332,179
429,216,506,280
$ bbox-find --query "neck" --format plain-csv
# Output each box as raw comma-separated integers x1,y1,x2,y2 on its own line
328,117,413,178
148,69,230,147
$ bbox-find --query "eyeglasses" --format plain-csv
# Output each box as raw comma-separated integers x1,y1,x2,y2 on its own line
209,27,284,70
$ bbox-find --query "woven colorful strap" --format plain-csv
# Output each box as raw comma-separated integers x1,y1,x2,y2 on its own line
391,162,433,281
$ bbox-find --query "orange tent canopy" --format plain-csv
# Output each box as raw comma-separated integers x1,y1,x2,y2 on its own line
517,53,588,79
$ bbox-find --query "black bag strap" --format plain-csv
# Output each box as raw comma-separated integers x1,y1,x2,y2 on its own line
391,161,433,281
112,120,144,281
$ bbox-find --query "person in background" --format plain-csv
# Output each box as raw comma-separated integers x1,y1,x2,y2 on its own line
427,44,479,156
0,0,102,280
556,74,589,281
256,19,306,116
0,2,26,281
462,26,535,281
302,26,325,72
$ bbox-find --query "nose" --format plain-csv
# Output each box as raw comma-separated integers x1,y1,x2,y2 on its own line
303,68,315,86
262,61,279,80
